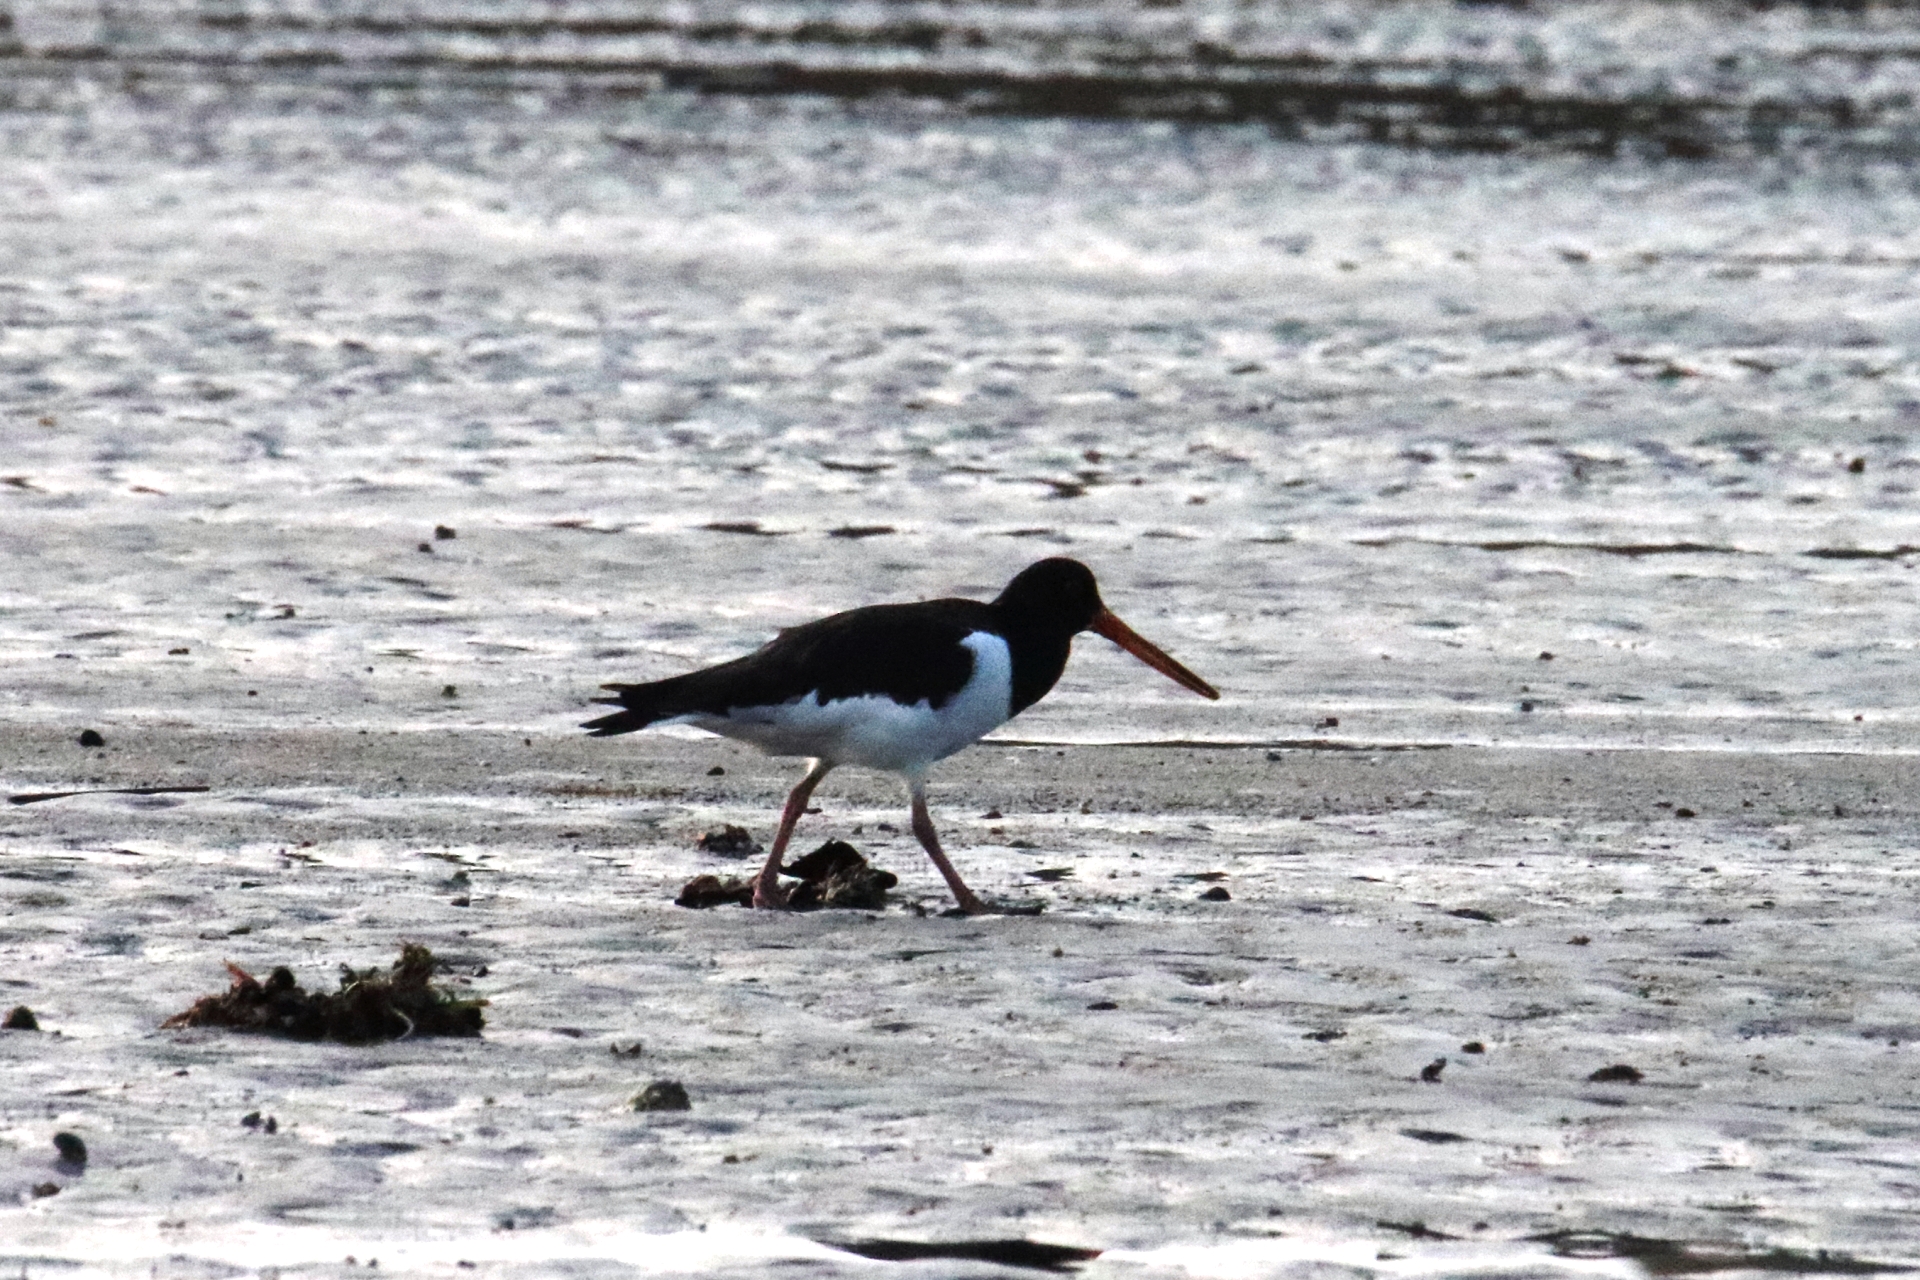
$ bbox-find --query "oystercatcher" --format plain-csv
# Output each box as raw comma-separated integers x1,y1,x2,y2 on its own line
584,558,1219,913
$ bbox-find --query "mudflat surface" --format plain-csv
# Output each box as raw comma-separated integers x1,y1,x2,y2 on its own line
6,726,1920,1274
4,29,1920,1277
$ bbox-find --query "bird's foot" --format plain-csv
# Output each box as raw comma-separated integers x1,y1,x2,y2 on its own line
751,877,791,910
941,896,1045,918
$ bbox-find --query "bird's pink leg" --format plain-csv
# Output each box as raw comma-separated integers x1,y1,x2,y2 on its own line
909,778,990,915
753,760,833,910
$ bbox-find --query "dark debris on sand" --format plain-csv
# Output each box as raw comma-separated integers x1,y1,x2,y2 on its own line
162,944,485,1043
675,874,754,908
1588,1063,1645,1083
785,839,898,909
695,824,761,857
675,839,897,910
827,1238,1102,1273
52,1132,87,1167
630,1080,692,1112
1532,1230,1909,1275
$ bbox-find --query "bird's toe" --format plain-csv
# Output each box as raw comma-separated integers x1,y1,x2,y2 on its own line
943,896,1043,917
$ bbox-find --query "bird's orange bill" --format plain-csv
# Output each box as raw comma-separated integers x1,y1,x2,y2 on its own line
1091,608,1221,700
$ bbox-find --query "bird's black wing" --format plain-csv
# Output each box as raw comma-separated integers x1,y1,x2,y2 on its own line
583,599,995,736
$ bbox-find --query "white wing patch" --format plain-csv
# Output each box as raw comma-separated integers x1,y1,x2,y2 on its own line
682,631,1013,773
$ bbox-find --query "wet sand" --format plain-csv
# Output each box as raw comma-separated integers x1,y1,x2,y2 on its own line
6,725,1920,1273
5,37,1920,1278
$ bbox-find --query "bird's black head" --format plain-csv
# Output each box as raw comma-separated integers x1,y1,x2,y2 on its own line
989,557,1218,715
991,558,1104,638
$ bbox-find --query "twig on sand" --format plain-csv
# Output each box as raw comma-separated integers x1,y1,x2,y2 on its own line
9,785,211,807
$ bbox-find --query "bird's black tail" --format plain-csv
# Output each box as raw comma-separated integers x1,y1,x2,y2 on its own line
582,679,687,737
585,650,770,736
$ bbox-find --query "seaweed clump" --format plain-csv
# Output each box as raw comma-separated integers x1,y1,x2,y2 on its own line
676,840,896,910
163,944,485,1043
676,874,754,908
784,840,897,909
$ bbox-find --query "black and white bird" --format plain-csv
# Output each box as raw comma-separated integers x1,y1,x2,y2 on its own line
584,558,1219,913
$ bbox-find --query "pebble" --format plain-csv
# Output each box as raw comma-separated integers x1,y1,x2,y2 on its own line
631,1081,691,1112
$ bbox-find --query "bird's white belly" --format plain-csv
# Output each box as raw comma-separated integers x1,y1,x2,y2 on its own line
685,631,1013,774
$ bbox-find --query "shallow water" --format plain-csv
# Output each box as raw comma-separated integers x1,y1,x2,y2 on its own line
18,0,1920,157
5,73,1920,754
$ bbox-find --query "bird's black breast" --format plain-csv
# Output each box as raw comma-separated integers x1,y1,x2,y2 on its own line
1005,631,1073,717
682,599,996,714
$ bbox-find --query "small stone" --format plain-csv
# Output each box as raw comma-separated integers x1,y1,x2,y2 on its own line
3,1005,39,1031
707,765,725,776
435,525,457,540
1198,885,1231,901
53,1132,87,1166
631,1080,691,1112
1419,1058,1447,1083
31,1182,59,1199
1674,807,1696,818
77,729,104,748
442,685,458,699
1401,1128,1470,1145
1588,1063,1644,1084
1460,1041,1486,1054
